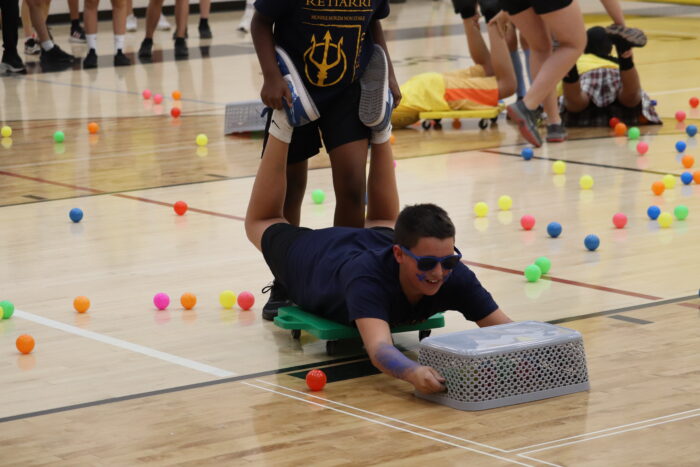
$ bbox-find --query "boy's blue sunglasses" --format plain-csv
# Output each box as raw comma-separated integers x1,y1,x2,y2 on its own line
400,246,462,271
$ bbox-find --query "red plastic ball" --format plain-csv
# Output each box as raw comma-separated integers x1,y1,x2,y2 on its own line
520,215,536,231
173,200,188,215
609,117,620,129
636,142,649,155
675,110,686,122
237,291,255,310
171,107,181,118
612,212,627,229
306,369,327,391
690,97,699,109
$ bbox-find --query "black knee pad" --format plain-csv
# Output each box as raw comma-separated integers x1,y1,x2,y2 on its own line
452,0,477,19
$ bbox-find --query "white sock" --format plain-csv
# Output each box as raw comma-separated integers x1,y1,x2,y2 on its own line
41,40,54,51
371,122,392,145
86,34,97,50
268,108,293,144
114,35,125,53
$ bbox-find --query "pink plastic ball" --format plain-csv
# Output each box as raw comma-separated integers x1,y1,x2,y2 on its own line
636,141,649,155
675,110,686,122
520,215,536,231
153,94,163,105
612,212,628,229
142,89,152,100
237,291,255,310
153,292,170,310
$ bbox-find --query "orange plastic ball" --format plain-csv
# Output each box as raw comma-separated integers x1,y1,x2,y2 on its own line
16,334,35,354
73,296,91,313
681,155,694,169
452,119,462,129
306,369,327,391
172,90,182,100
180,293,197,310
173,200,188,215
694,171,700,184
87,122,100,134
614,122,627,136
651,181,665,195
389,134,396,144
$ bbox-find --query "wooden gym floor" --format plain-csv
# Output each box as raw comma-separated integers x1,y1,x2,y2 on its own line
1,0,699,465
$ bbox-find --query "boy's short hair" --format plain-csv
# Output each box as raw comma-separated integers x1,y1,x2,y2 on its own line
395,204,456,248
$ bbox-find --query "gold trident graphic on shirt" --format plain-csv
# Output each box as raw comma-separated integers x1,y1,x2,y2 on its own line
303,31,347,87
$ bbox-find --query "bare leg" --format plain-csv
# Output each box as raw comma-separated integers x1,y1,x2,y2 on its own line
174,0,188,38
366,142,399,227
111,0,126,35
68,0,79,20
486,19,517,99
463,16,493,74
616,50,642,107
283,160,308,226
126,0,132,15
26,0,51,43
329,140,369,228
144,0,163,39
199,0,210,18
83,0,98,35
21,1,33,38
562,79,590,113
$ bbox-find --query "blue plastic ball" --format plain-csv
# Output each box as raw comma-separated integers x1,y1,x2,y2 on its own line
547,221,562,238
650,100,657,106
687,125,698,137
584,234,600,251
647,205,661,220
675,141,686,153
681,171,694,185
69,208,83,223
521,147,533,161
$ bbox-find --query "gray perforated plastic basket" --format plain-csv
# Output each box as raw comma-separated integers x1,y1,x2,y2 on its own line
416,321,589,410
224,100,267,134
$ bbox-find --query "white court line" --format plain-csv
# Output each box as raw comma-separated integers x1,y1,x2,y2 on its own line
517,412,700,462
651,86,700,97
507,408,700,452
255,379,507,453
243,381,537,467
15,309,236,378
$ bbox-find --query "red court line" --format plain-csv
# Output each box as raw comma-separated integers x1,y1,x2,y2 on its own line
677,302,700,310
463,260,662,301
0,169,669,301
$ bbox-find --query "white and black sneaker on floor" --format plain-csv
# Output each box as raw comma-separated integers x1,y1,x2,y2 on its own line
24,38,40,55
69,25,87,43
261,281,293,321
1,52,26,73
359,44,393,131
40,44,76,68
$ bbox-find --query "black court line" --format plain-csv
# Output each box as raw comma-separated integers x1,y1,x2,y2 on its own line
22,194,46,200
2,294,696,423
609,315,654,325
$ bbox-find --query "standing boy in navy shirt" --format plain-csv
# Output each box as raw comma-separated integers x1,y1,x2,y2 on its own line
251,0,400,319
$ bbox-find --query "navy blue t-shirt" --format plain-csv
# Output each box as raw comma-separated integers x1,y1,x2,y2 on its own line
283,227,498,326
254,0,390,104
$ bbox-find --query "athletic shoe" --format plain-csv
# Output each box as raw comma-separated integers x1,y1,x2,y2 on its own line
24,38,40,55
506,100,543,147
138,38,153,58
275,46,320,127
126,14,138,32
605,24,647,48
69,25,87,43
114,50,131,67
172,29,189,39
0,52,26,73
238,0,254,32
199,23,213,39
261,281,293,321
83,48,98,69
546,123,567,143
174,37,188,58
360,44,393,131
157,14,172,31
40,44,75,65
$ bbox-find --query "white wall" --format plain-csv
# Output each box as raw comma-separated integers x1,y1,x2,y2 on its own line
48,0,239,16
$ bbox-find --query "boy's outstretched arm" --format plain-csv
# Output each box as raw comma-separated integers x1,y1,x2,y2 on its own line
370,20,401,107
250,11,291,110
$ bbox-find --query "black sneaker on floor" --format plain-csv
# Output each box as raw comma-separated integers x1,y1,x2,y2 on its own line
138,39,153,58
24,38,41,55
198,24,212,39
1,52,26,73
261,281,293,321
70,25,87,43
507,100,543,147
40,44,75,68
114,50,131,67
546,123,568,143
83,48,98,69
172,29,189,39
174,37,188,58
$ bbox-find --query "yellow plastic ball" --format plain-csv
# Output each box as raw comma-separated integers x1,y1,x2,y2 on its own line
552,160,566,175
219,290,237,309
657,212,673,228
1,126,11,138
1,138,12,149
474,202,489,217
196,133,208,146
579,175,594,189
497,195,512,211
662,174,676,189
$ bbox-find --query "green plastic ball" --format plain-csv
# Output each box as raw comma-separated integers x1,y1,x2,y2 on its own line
674,205,689,220
53,131,65,143
524,264,542,283
0,300,15,319
311,189,326,204
534,256,551,275
627,127,640,140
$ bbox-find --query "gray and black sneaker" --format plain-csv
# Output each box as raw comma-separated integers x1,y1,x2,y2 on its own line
261,280,293,321
199,23,213,39
114,50,131,67
605,24,647,48
0,52,26,73
174,37,189,58
546,123,567,143
138,38,153,59
40,44,75,67
507,100,543,147
83,48,98,69
70,25,87,43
